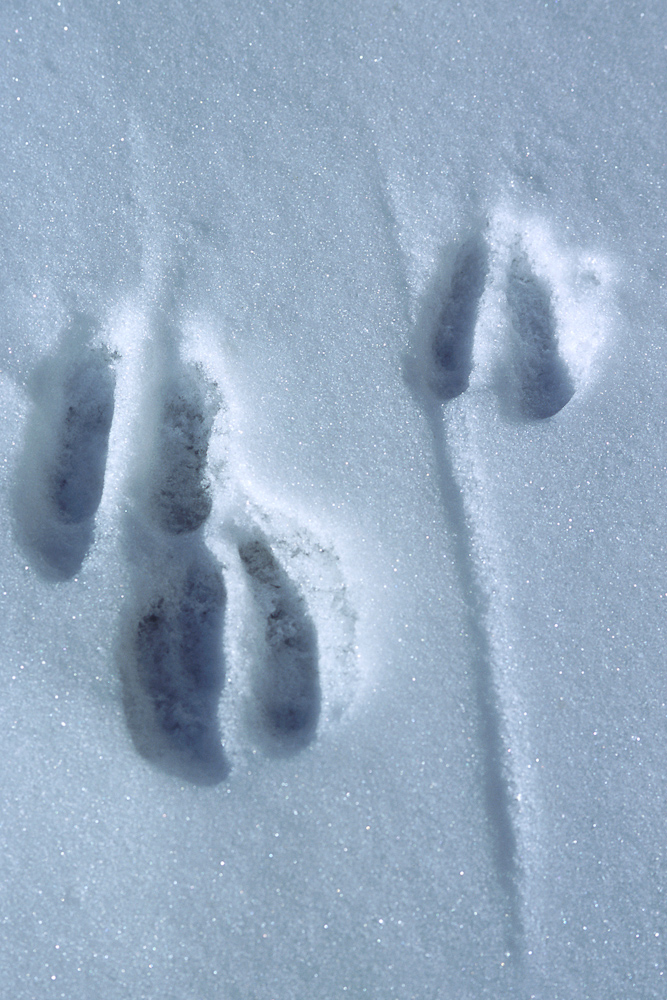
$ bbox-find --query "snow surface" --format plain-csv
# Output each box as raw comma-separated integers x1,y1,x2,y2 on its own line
2,0,667,997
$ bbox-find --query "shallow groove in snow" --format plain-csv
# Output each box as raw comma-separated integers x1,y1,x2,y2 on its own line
427,405,525,957
405,211,610,961
404,223,566,959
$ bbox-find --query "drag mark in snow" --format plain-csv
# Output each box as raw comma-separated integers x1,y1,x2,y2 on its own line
406,227,524,958
406,217,602,954
428,403,525,959
238,533,320,754
504,245,574,420
14,313,115,580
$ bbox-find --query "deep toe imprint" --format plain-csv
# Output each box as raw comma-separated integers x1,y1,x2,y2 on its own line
51,349,116,525
148,365,219,535
14,314,115,580
430,232,488,402
121,544,229,786
239,535,321,754
504,248,574,420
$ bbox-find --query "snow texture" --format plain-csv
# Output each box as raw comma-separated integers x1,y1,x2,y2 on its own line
1,0,666,998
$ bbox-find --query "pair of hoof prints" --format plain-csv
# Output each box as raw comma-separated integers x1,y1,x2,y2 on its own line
14,305,350,786
412,216,608,419
123,355,323,786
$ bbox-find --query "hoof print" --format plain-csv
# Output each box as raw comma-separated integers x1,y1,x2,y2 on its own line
123,547,229,786
14,313,115,580
148,366,219,535
52,349,116,525
239,535,321,754
430,233,488,402
504,247,574,420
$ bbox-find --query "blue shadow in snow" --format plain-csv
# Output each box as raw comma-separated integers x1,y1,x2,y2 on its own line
14,312,115,580
502,250,574,421
238,532,321,755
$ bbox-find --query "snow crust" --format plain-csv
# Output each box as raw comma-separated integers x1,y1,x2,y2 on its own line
2,0,667,997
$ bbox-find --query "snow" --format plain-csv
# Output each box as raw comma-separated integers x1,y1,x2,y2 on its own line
2,0,667,997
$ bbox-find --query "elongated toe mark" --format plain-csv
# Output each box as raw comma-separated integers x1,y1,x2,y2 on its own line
239,535,320,754
149,366,219,535
119,320,228,784
504,249,574,420
52,350,116,524
430,233,488,401
14,314,115,580
123,545,229,786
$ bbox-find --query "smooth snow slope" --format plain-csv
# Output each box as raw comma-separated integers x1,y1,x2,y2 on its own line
1,1,666,997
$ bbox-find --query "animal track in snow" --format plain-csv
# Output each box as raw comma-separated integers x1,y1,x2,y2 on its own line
409,222,580,422
14,294,353,784
148,365,217,535
237,530,320,754
106,300,352,785
502,242,574,420
117,317,230,786
429,232,489,402
14,312,116,580
121,534,229,786
216,504,358,759
407,213,612,956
